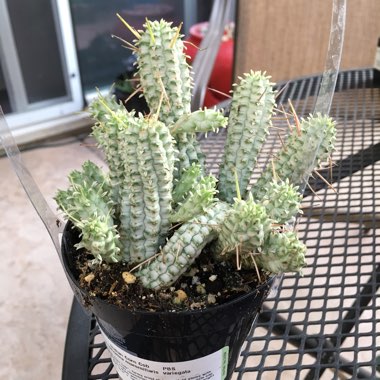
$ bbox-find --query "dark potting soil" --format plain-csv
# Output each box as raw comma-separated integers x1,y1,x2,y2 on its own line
75,247,268,312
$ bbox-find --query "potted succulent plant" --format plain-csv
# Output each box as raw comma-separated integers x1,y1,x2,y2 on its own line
56,18,336,380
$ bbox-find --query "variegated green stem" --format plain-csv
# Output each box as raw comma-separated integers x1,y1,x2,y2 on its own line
175,133,205,179
55,161,112,222
260,179,303,224
119,116,175,263
75,217,121,264
135,19,192,125
153,119,177,232
90,97,136,205
119,186,132,261
55,161,121,263
93,109,142,261
170,174,218,223
170,109,228,135
136,202,230,290
158,121,177,177
254,230,306,274
172,162,203,205
251,114,336,201
135,20,210,177
88,94,125,124
218,71,276,203
212,194,272,260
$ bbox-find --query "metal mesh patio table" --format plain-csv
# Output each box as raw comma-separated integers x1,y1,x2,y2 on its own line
62,68,380,380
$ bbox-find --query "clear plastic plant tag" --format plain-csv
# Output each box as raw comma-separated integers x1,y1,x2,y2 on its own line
313,0,346,117
269,274,283,297
0,107,63,256
298,0,346,195
101,327,229,380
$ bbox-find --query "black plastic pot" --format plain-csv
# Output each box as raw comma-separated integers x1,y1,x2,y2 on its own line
61,223,273,379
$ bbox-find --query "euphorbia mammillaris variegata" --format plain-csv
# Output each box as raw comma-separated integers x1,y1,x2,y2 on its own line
55,19,336,290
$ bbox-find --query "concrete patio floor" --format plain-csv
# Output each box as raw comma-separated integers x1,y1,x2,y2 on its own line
0,132,101,379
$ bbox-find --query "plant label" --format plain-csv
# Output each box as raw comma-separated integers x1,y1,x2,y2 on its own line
101,328,229,380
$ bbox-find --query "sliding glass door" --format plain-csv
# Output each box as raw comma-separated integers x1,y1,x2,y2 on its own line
0,0,83,131
0,0,213,138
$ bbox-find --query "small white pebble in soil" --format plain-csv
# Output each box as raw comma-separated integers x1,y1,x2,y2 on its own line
186,267,199,277
208,275,217,282
191,276,200,285
141,296,146,300
159,293,171,300
84,273,95,284
190,302,203,309
207,294,217,304
122,271,136,284
181,283,188,289
196,284,206,294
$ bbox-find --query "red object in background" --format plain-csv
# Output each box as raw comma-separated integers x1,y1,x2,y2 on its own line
185,22,234,108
